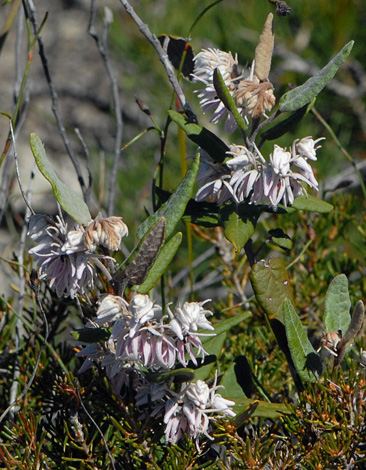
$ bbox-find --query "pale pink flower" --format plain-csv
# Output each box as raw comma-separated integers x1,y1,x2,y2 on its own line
28,214,95,298
192,48,246,132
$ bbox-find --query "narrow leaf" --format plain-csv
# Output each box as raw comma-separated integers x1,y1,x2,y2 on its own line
194,332,226,381
279,41,354,112
138,232,182,294
213,68,248,131
291,195,333,213
254,13,274,81
324,274,351,335
148,368,195,384
136,154,200,240
202,311,251,341
283,299,322,382
233,400,289,419
168,110,229,163
30,133,91,225
113,218,166,295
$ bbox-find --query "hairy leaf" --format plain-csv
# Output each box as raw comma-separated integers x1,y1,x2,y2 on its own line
113,218,166,295
324,274,351,335
283,299,322,382
279,41,354,112
30,133,91,225
136,154,200,239
250,258,295,323
213,68,248,130
138,231,182,294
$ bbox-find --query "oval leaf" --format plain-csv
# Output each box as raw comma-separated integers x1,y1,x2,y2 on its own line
138,232,182,294
136,154,200,240
283,299,323,382
324,274,351,335
250,258,295,323
279,41,354,112
233,400,288,420
30,133,91,225
220,204,259,251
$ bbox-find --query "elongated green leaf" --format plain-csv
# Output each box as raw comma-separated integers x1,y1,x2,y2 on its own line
136,154,200,240
138,232,182,294
213,68,248,131
147,368,195,384
196,312,251,381
220,203,259,251
220,362,247,399
291,195,333,213
168,110,229,163
30,133,91,225
194,332,226,381
279,41,354,112
283,299,322,382
250,258,295,323
233,400,289,419
324,274,351,334
202,311,251,342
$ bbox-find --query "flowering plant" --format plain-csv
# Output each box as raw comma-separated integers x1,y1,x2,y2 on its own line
2,0,366,467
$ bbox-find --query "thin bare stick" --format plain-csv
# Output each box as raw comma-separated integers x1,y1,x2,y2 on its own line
23,0,89,202
88,3,123,216
118,0,193,116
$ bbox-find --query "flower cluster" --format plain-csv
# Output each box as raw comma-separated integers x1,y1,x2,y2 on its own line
28,213,128,298
192,48,276,132
76,293,235,448
196,136,324,210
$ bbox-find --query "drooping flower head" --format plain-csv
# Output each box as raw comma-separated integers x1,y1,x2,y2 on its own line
28,214,95,298
192,48,246,132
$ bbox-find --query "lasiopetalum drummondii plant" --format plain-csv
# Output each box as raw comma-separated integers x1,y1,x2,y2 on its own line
3,1,365,467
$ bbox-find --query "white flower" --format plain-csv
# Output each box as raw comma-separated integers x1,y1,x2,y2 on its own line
129,294,162,337
163,374,236,450
294,136,325,161
169,300,214,339
95,294,129,324
192,48,246,132
28,214,96,298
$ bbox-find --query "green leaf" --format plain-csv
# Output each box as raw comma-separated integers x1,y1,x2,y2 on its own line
291,195,334,213
202,311,251,341
194,332,226,381
138,232,182,294
250,258,295,323
168,110,229,163
283,299,323,382
213,68,248,131
279,41,354,112
220,362,247,399
261,102,311,141
71,327,110,343
30,133,91,225
220,203,259,251
324,274,351,335
195,312,251,381
234,400,288,419
269,228,293,251
136,154,200,240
